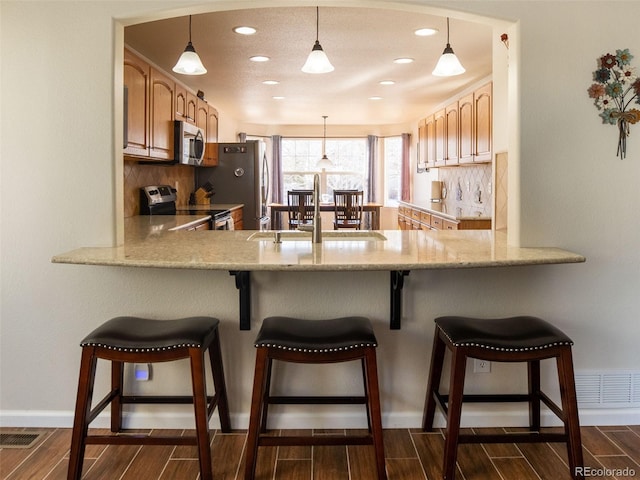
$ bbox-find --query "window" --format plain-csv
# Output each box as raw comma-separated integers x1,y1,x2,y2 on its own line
383,136,402,206
282,138,368,200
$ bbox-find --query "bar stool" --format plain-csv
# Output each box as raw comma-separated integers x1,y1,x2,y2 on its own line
244,316,387,480
67,316,231,480
422,316,584,480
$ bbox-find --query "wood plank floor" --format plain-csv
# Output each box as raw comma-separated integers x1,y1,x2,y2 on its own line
1,426,639,479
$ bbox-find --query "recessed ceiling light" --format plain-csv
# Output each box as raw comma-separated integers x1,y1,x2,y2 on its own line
250,55,270,62
393,58,414,64
233,26,257,35
414,28,438,36
262,80,280,85
272,96,285,100
369,96,383,100
379,80,395,85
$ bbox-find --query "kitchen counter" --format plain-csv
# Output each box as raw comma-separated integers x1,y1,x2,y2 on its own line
176,203,243,212
53,216,584,272
399,200,490,221
52,216,585,330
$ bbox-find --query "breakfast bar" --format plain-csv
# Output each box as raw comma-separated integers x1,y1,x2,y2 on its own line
52,215,585,329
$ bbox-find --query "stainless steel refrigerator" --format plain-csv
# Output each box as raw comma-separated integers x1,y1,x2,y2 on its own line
195,140,270,230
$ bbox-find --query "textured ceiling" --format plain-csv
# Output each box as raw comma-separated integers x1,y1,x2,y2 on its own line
125,7,492,126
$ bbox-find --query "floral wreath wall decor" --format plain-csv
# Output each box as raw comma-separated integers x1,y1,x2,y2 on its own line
588,49,640,159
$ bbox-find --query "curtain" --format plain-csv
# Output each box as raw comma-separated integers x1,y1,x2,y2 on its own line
401,133,411,202
367,135,378,203
271,135,283,204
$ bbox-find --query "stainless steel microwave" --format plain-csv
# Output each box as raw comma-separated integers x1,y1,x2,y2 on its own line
174,121,205,165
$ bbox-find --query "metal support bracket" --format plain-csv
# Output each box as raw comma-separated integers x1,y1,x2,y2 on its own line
390,270,410,329
229,271,251,330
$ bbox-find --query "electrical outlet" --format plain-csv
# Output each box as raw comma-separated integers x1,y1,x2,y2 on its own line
473,359,491,373
488,182,492,195
134,363,151,381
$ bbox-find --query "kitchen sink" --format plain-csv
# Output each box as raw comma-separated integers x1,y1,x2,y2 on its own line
247,230,387,242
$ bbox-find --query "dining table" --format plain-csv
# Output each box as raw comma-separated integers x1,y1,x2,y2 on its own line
269,202,383,230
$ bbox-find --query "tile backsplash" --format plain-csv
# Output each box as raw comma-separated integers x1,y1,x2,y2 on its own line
438,164,492,211
123,161,195,217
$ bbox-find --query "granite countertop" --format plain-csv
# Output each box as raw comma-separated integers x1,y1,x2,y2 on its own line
51,215,585,272
176,203,243,212
400,200,491,221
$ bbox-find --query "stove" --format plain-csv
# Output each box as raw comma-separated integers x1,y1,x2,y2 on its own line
140,185,232,229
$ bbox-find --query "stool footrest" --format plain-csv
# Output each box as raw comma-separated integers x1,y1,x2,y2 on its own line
121,395,216,405
459,432,568,444
259,435,373,447
85,434,198,446
267,395,366,405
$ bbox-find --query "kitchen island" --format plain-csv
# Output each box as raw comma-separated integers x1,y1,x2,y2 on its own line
52,215,585,329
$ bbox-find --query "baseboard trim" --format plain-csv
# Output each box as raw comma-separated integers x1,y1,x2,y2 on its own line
2,408,639,430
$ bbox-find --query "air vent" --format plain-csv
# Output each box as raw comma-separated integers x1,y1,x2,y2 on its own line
0,431,45,449
575,371,640,408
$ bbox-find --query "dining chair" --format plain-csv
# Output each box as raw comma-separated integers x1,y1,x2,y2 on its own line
287,190,314,230
333,190,364,229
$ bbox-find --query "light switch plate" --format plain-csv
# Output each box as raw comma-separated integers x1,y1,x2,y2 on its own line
473,359,491,373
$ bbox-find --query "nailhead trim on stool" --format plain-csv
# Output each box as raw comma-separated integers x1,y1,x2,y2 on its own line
422,315,584,480
244,316,387,480
67,316,231,480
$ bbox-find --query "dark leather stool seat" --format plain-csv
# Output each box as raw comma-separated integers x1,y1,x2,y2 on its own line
68,316,231,480
423,316,584,480
244,316,387,480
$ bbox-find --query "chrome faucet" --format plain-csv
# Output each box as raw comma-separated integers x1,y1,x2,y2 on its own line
297,173,322,243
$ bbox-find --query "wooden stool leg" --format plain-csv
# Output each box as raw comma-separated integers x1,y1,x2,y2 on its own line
244,348,270,480
442,348,467,480
190,348,213,480
422,328,446,431
67,348,97,480
364,348,387,480
259,357,273,433
361,358,372,432
557,348,584,479
208,331,231,432
528,359,541,432
110,360,124,432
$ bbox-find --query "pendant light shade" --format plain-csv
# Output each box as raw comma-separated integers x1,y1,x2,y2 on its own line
173,16,207,75
432,18,465,77
302,7,334,74
316,116,334,168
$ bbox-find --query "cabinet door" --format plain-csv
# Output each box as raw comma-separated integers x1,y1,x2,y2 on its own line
417,118,427,167
424,115,436,168
434,109,446,167
175,83,187,122
185,91,197,125
149,67,174,160
474,82,492,162
458,93,474,164
207,105,218,143
196,99,208,132
123,49,149,156
445,102,459,165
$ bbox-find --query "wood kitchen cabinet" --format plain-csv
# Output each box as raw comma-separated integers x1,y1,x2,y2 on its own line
175,83,187,122
424,115,436,168
123,48,150,157
230,207,244,230
418,118,427,167
124,48,175,162
149,67,174,160
445,101,459,165
201,106,219,167
397,202,490,231
474,82,492,163
458,92,474,164
196,98,209,132
186,92,197,125
434,109,446,167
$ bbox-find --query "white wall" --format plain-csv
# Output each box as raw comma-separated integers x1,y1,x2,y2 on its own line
2,0,639,429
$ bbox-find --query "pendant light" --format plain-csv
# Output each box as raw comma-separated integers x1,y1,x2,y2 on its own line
316,116,334,168
302,7,334,74
173,15,207,75
432,18,465,77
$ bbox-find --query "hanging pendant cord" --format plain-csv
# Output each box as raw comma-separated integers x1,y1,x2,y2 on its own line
446,17,450,45
188,15,192,43
315,6,319,42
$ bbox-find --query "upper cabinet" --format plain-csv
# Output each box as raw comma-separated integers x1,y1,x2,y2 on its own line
123,49,150,157
124,48,174,162
420,81,492,168
124,47,221,163
149,67,175,160
473,82,492,163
